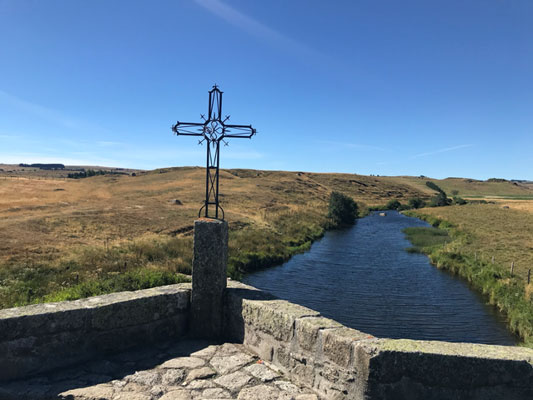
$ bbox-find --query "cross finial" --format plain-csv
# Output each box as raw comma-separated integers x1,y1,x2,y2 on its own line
172,86,256,220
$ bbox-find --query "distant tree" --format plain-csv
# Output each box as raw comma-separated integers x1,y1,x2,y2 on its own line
453,196,467,205
430,192,451,207
425,181,452,207
408,197,426,209
426,181,445,194
450,190,459,196
328,192,358,227
67,169,117,179
487,178,507,182
385,199,402,210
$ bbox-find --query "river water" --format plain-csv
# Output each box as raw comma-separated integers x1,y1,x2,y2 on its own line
243,211,517,345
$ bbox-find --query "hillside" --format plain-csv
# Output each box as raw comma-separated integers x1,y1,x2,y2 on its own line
0,167,428,262
396,176,533,199
0,163,140,179
1,167,532,308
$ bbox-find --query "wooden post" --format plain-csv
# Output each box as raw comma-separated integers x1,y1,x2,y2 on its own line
474,252,477,261
528,269,531,285
510,261,514,276
492,255,495,264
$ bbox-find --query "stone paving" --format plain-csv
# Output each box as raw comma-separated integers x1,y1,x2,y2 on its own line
0,340,318,400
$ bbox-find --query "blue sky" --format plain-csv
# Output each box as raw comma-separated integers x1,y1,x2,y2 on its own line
0,0,531,179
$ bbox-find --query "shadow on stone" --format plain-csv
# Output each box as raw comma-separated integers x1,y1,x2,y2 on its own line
223,286,276,344
0,339,216,400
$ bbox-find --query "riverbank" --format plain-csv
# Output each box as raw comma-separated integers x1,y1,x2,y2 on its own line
404,207,533,348
244,211,517,344
0,203,329,308
1,168,531,310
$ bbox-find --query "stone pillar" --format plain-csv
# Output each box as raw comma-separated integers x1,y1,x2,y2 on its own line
191,218,228,338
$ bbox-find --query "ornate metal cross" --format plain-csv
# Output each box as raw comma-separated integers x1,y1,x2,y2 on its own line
172,85,256,220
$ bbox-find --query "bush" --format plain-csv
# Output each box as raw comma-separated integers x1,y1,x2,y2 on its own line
327,192,358,227
426,181,445,194
408,197,426,209
453,196,467,205
385,199,402,210
430,192,451,207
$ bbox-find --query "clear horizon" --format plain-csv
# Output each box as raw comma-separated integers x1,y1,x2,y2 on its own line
1,1,532,180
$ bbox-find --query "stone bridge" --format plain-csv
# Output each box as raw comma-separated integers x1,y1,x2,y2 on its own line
0,219,532,399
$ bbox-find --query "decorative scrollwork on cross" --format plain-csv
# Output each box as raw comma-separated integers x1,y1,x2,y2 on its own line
172,85,256,220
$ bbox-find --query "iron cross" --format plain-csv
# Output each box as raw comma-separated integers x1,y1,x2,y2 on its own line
172,85,256,220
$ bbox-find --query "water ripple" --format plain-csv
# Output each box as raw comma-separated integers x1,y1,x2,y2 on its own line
243,211,517,345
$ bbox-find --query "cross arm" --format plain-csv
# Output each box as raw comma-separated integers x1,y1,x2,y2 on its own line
172,121,205,136
223,124,256,139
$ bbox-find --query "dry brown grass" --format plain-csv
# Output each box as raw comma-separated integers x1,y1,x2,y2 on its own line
0,167,429,268
2,166,532,309
395,176,533,199
2,168,531,268
414,203,533,281
487,199,533,214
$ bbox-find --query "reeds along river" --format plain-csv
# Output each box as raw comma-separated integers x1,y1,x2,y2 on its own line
243,211,517,345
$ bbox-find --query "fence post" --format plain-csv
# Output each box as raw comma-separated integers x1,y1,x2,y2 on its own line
510,261,514,276
528,269,531,285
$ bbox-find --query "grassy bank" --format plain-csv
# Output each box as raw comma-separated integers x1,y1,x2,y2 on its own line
402,226,449,253
4,167,424,309
404,209,533,347
0,202,330,308
2,167,531,309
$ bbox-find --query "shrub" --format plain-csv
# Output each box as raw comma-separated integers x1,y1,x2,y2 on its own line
426,181,445,194
430,192,451,207
327,192,358,227
408,197,426,209
385,199,402,210
453,196,467,205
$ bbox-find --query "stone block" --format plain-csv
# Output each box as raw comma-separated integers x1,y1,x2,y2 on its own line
0,285,190,342
0,286,191,382
223,282,275,342
191,219,228,338
320,327,371,368
294,316,343,354
241,300,319,342
243,324,278,363
363,339,533,399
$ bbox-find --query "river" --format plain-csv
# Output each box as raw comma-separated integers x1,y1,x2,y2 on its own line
243,211,517,345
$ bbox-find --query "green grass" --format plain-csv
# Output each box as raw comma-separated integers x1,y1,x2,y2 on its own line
228,209,327,279
43,270,190,303
403,227,449,253
403,211,533,348
405,204,533,281
0,235,194,308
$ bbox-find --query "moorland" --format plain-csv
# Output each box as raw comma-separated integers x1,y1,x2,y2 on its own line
1,164,532,345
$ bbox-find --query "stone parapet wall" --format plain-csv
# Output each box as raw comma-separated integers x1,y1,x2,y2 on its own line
224,281,533,400
0,284,191,382
1,279,532,399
